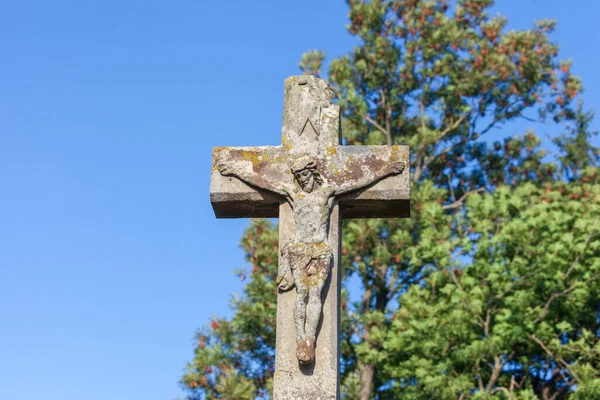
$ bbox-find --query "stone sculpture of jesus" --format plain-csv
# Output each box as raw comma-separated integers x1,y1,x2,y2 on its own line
218,155,405,364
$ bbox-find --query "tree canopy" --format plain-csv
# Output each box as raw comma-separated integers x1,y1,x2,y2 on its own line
182,1,599,398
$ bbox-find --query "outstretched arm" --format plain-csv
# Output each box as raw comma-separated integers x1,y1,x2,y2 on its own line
218,161,293,202
333,161,406,196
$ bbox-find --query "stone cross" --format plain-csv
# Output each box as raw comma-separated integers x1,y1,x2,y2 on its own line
210,76,410,399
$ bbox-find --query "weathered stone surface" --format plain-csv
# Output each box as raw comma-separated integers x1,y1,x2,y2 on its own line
281,75,338,157
210,145,410,218
209,75,411,399
210,146,286,218
273,202,340,400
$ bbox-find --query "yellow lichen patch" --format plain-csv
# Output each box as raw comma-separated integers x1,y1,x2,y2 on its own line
299,273,312,287
281,135,293,152
391,145,410,162
313,241,331,255
211,148,229,170
237,150,268,170
325,144,337,156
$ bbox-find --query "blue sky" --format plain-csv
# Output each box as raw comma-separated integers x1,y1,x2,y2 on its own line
0,1,598,399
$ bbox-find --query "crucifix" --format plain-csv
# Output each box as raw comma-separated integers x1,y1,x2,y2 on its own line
210,76,410,399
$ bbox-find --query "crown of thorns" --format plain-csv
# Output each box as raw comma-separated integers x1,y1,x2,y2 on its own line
290,157,317,173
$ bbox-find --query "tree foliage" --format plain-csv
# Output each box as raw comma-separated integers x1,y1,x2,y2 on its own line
383,181,600,398
183,1,599,398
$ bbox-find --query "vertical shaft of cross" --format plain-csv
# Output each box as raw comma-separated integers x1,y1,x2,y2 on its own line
274,202,341,399
272,76,342,399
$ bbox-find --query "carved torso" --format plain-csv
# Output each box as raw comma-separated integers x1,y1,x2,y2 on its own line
290,186,334,244
211,75,410,377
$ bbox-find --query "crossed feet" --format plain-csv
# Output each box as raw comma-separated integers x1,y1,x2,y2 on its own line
296,338,315,364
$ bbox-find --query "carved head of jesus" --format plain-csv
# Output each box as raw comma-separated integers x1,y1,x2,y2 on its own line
291,156,323,193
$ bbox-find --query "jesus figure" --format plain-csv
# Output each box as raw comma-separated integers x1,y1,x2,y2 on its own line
218,155,405,364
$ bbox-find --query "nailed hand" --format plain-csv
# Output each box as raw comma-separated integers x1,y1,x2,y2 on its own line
217,162,236,177
388,161,406,175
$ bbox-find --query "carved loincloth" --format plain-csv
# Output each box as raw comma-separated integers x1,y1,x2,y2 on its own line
284,241,333,278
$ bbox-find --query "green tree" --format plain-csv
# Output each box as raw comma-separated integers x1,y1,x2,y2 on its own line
182,1,599,398
382,180,600,399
